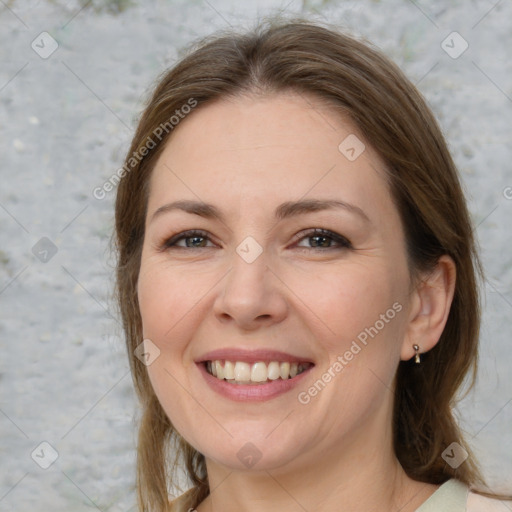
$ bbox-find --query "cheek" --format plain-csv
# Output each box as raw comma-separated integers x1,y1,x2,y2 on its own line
296,262,407,398
137,262,206,436
137,259,202,343
137,258,213,397
288,261,401,344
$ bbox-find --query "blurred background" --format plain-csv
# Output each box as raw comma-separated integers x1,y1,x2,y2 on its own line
0,0,511,510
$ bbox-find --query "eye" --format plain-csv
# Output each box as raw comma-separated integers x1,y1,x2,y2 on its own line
293,228,352,250
161,229,216,249
160,228,352,251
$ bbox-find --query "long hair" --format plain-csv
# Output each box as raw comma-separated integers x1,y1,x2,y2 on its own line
113,18,504,511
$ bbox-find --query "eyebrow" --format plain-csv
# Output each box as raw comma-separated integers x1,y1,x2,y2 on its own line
150,198,371,225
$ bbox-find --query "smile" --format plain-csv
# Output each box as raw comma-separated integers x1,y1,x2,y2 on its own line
196,348,315,401
205,360,314,385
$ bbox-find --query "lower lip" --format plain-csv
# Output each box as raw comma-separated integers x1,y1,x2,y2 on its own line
197,362,313,402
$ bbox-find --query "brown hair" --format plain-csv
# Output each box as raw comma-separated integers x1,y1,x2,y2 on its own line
113,17,506,511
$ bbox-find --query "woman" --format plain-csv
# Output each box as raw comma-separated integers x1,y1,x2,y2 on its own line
113,18,511,511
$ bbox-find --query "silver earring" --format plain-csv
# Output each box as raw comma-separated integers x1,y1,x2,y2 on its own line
413,344,421,364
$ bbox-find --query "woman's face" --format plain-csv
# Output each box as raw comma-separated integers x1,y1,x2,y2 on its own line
137,92,414,472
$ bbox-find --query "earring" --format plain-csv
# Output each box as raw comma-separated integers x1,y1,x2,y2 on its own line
413,344,421,364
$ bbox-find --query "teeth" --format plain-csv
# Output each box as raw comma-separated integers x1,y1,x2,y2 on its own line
234,362,251,382
206,360,312,383
251,362,268,382
267,361,280,380
224,360,235,380
215,360,224,379
280,362,290,379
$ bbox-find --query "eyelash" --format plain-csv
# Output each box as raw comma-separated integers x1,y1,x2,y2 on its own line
160,228,352,251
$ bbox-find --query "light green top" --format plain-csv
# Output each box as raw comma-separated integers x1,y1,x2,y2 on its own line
415,479,468,512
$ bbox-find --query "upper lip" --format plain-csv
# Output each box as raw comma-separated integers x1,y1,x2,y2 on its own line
195,348,315,365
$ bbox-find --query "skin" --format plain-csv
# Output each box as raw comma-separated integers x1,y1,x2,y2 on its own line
137,92,456,511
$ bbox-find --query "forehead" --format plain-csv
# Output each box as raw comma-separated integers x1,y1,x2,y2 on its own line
147,92,397,228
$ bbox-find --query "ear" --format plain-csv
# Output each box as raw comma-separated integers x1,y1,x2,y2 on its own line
400,255,457,361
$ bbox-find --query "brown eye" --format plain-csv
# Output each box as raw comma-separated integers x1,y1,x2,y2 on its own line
294,229,352,250
162,230,215,249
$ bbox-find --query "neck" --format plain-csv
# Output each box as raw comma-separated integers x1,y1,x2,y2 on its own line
196,396,437,512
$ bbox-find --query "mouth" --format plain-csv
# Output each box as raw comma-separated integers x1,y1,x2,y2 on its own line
204,360,314,385
195,349,315,401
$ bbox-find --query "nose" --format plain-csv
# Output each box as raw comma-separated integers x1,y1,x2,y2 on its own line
212,245,288,331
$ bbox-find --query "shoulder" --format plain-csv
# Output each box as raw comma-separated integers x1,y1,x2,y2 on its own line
467,491,512,512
